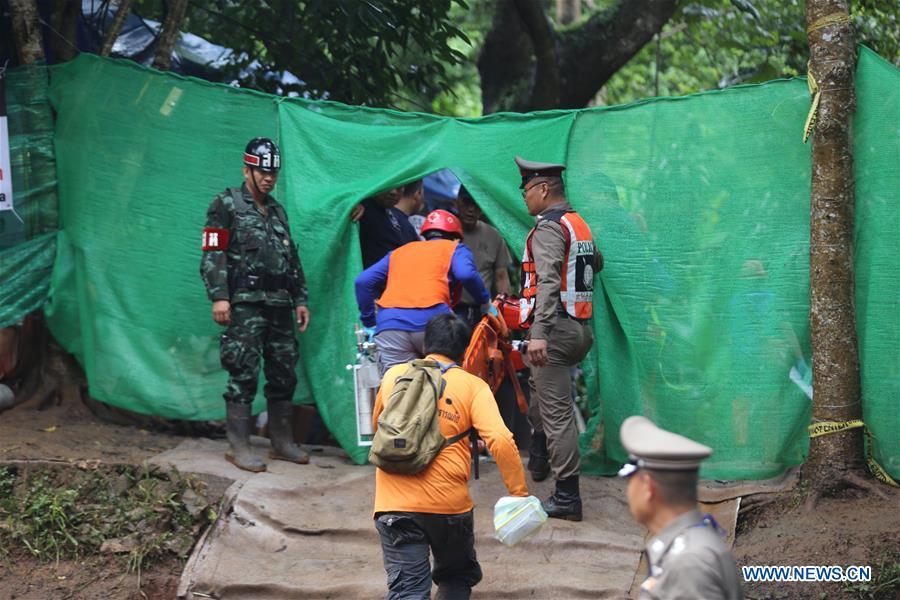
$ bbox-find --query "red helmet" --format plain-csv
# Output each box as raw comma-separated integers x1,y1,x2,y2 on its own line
420,209,463,240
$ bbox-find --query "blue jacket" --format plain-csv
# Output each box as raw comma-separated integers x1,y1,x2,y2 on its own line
355,241,490,332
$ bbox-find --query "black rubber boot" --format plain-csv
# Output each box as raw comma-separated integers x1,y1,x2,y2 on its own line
268,401,309,464
225,402,266,472
542,476,582,521
528,431,551,482
435,583,472,600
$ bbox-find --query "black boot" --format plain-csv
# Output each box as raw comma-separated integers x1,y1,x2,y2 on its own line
225,402,267,472
268,401,309,464
528,431,551,482
542,476,582,521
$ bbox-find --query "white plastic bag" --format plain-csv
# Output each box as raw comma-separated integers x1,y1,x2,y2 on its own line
493,495,547,547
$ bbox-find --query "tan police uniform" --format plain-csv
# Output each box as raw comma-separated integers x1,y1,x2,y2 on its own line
619,416,744,600
517,157,595,484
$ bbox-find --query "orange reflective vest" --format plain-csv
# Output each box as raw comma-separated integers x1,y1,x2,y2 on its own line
520,210,595,326
377,239,460,309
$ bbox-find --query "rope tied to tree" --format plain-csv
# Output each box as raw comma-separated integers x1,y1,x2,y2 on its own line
806,11,851,34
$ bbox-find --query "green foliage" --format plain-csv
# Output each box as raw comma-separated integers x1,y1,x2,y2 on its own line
11,471,81,560
0,465,212,572
128,1,897,113
135,0,470,107
602,0,900,106
0,466,13,500
416,1,495,116
843,552,900,599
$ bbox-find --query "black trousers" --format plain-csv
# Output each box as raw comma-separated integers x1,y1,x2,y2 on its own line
374,511,482,600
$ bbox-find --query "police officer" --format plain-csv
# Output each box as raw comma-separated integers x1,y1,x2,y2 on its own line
515,156,601,521
200,138,311,472
619,416,744,600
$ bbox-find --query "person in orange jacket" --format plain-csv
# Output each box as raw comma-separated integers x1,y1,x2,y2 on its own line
372,313,528,599
355,209,497,374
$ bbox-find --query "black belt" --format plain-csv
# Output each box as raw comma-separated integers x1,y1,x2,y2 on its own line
231,274,289,292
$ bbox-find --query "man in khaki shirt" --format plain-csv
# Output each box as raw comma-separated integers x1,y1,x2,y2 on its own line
515,156,600,521
619,416,744,600
454,185,512,327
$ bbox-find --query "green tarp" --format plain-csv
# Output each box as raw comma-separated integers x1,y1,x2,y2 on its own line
0,65,57,328
5,47,897,480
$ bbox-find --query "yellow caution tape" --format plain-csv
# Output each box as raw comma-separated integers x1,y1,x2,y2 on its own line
867,456,898,487
803,64,820,144
807,12,851,34
808,419,899,487
808,419,864,438
803,12,851,143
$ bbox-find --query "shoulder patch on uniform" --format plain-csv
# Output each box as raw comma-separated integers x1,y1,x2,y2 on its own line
202,227,230,250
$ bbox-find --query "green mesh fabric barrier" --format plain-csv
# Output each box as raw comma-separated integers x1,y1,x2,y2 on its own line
39,49,897,478
1,65,58,249
854,49,900,482
0,65,58,327
0,232,55,328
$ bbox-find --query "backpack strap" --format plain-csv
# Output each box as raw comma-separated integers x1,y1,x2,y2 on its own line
435,359,456,398
433,359,480,479
229,187,251,212
445,427,472,446
228,188,252,277
272,203,291,233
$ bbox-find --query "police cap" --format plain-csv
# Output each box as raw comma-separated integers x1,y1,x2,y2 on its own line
515,155,565,189
617,416,712,477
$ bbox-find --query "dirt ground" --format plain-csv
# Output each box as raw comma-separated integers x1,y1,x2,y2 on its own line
0,551,180,600
0,399,187,600
734,489,899,600
1,399,898,600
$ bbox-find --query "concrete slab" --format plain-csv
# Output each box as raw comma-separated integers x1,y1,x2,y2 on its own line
152,438,645,599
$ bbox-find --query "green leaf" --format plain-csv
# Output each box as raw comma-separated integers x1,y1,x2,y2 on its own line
730,0,762,22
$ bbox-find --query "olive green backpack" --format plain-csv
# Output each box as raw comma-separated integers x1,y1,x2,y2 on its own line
369,358,472,475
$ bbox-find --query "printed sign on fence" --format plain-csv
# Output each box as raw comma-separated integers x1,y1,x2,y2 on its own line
0,67,10,213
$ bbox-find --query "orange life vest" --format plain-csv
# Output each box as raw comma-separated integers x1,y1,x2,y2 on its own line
377,239,460,309
520,209,596,326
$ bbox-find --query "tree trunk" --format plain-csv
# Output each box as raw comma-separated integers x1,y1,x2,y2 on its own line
101,0,138,57
152,0,189,71
556,0,580,25
804,0,864,503
478,0,677,113
48,0,78,63
8,0,46,65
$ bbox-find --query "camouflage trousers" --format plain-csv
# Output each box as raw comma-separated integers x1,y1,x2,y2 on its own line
220,302,298,405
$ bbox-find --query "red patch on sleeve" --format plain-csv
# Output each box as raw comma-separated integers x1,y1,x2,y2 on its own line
202,228,230,250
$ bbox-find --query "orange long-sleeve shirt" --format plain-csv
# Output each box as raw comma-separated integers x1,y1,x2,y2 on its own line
372,354,528,515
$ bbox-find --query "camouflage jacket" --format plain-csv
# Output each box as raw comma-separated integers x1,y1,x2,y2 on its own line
200,184,308,307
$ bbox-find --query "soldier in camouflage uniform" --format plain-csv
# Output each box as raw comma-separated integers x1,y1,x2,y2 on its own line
200,138,311,472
